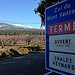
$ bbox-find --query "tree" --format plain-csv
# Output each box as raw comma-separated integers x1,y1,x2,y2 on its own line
0,39,9,48
25,35,33,45
34,0,63,26
11,38,19,46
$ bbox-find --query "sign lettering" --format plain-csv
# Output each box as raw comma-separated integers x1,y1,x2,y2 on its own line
49,20,75,35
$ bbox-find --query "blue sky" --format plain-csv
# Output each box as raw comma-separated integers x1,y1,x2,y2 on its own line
0,0,41,29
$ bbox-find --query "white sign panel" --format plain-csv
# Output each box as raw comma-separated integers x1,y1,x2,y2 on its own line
49,34,75,53
49,52,75,74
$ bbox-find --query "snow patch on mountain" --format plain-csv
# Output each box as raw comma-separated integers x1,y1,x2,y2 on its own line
0,25,3,27
13,24,34,28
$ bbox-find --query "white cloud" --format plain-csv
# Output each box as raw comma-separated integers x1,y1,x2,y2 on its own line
13,24,34,28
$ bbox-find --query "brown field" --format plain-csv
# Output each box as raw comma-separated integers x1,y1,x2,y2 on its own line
0,35,45,60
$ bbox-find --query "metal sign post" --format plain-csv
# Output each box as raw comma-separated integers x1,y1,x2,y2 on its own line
45,0,75,75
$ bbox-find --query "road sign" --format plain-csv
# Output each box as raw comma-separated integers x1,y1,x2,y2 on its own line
45,0,75,75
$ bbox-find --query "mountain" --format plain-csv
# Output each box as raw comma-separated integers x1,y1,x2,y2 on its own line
0,23,37,30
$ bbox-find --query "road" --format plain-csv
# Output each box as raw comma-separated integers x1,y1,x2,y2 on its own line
0,52,49,75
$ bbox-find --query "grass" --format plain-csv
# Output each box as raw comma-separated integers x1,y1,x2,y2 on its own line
0,43,45,60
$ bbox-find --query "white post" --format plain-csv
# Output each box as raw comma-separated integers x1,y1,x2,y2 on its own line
41,25,43,52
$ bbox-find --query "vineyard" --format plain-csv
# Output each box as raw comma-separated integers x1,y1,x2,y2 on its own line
0,30,45,60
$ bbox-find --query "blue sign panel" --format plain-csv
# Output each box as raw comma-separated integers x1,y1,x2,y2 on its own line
45,0,75,75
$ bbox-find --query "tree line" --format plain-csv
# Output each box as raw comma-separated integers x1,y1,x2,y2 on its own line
0,30,45,35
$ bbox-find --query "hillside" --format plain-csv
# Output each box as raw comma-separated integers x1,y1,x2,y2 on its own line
0,23,37,30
